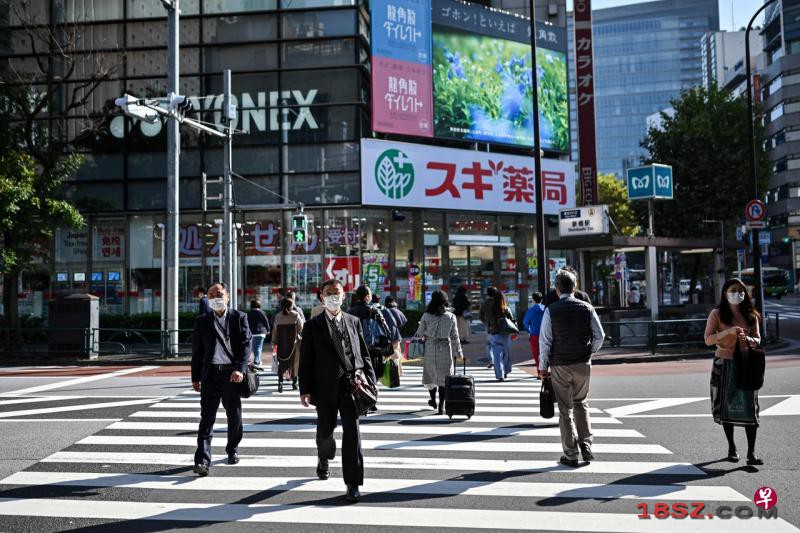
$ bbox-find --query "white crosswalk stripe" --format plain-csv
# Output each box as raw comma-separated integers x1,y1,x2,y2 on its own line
2,366,798,532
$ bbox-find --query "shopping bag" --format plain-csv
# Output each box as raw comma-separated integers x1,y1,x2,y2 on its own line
379,358,401,388
408,338,425,358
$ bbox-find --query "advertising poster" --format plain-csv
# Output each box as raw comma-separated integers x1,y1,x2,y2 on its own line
361,138,575,214
325,256,361,292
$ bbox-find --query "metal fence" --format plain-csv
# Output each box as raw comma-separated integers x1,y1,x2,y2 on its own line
0,313,783,359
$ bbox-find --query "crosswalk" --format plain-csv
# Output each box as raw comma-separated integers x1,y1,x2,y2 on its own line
1,365,798,531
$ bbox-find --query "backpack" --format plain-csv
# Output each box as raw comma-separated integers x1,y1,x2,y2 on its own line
361,305,394,358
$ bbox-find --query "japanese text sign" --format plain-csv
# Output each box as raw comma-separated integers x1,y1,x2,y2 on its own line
361,138,575,214
574,0,598,206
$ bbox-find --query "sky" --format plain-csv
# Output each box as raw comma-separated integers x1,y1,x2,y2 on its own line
565,0,765,32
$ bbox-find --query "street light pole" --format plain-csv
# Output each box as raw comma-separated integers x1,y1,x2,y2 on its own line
528,0,547,295
222,70,234,309
165,0,180,356
745,0,776,325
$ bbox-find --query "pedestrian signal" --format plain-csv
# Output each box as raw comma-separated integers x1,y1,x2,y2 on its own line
292,213,308,245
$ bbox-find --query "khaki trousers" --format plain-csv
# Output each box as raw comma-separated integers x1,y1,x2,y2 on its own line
550,362,593,459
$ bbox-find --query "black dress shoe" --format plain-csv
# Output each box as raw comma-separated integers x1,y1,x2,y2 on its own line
292,378,298,390
727,448,740,462
345,484,361,502
227,452,240,465
486,363,493,369
317,459,330,480
193,464,209,477
747,454,764,466
278,381,283,393
428,399,437,410
437,403,444,415
580,446,594,462
559,455,579,468
368,405,378,413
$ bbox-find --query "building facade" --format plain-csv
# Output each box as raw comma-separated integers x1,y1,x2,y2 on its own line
760,0,800,281
701,30,762,90
0,0,571,318
568,0,719,177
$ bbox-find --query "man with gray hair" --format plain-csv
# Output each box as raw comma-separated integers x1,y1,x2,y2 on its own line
538,269,604,467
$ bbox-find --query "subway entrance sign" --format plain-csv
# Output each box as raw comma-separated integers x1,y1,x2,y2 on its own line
626,164,673,200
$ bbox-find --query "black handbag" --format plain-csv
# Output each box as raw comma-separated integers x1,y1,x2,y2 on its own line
351,368,379,416
539,377,555,419
239,365,261,398
499,317,519,335
733,338,765,391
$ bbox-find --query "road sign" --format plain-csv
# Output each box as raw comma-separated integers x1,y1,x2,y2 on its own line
745,199,766,222
759,232,771,245
558,205,609,237
626,164,673,201
746,220,766,230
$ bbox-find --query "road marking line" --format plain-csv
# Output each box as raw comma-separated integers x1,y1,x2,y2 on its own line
605,398,706,417
761,395,800,416
4,498,797,531
3,366,159,396
127,411,624,424
148,402,602,414
78,435,671,454
0,418,121,422
0,398,161,419
0,471,747,501
615,414,712,418
105,421,644,438
0,396,83,406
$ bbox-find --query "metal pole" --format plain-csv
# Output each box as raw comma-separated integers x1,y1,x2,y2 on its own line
165,0,180,355
223,69,234,307
158,224,165,329
746,0,776,327
720,220,725,279
528,0,547,295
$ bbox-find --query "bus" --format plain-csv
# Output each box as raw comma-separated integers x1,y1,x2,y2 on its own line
738,267,791,299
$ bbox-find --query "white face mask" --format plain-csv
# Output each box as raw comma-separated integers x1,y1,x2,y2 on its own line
726,291,745,306
209,297,226,311
323,294,342,312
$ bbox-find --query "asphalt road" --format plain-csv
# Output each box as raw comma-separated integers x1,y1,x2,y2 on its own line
0,357,798,532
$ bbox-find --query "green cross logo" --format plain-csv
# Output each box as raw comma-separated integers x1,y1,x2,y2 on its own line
375,149,414,199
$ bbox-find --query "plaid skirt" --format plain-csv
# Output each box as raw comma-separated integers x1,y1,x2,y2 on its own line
710,356,759,427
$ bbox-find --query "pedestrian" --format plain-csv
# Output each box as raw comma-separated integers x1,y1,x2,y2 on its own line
197,287,211,316
453,284,471,344
383,295,407,360
299,278,377,503
415,290,462,414
704,278,763,465
272,289,306,328
349,286,396,398
274,297,304,393
522,292,545,372
543,267,591,306
628,285,642,307
479,286,498,368
485,291,516,381
246,299,270,367
538,269,605,467
191,283,252,476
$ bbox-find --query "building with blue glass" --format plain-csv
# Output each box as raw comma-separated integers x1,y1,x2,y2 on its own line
568,0,719,177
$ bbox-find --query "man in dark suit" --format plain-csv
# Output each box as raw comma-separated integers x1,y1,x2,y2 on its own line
191,283,252,476
299,278,376,503
197,287,212,316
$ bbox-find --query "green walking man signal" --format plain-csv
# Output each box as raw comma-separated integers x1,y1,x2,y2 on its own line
292,213,308,245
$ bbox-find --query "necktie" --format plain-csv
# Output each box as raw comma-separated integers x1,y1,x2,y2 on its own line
328,316,352,378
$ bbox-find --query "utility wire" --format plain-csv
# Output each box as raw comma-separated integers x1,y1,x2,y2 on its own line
230,171,300,207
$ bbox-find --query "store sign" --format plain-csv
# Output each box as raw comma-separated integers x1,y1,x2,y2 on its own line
364,254,390,294
110,89,322,138
361,138,575,214
574,0,598,205
558,205,609,237
94,226,125,261
325,256,361,292
55,229,88,262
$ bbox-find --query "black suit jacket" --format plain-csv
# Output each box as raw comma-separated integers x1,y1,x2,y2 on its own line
299,312,376,406
191,310,252,383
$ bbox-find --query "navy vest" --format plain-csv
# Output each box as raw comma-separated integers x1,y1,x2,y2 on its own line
548,296,593,365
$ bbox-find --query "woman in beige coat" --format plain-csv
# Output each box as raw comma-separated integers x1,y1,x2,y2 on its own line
273,297,304,393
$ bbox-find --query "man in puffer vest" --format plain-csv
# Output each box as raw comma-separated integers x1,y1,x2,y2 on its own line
538,269,605,467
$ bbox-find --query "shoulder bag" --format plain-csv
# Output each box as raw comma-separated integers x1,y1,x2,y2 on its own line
733,338,765,391
498,313,519,335
331,327,378,415
239,364,261,398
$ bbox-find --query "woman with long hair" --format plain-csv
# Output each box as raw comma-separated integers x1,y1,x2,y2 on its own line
273,297,303,393
415,290,463,414
453,285,471,344
486,291,515,381
704,278,763,465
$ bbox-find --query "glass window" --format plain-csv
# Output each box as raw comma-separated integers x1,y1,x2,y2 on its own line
127,0,199,17
282,10,355,39
203,14,277,44
74,153,124,181
394,212,413,308
127,48,200,76
64,0,123,21
8,0,49,25
232,175,282,206
126,20,200,47
286,142,359,173
65,182,123,211
281,68,359,103
283,209,321,310
203,146,280,176
180,177,202,209
280,0,356,9
73,24,125,51
204,0,277,13
242,212,282,311
128,180,167,210
281,38,355,68
287,173,359,205
286,105,359,144
204,44,278,71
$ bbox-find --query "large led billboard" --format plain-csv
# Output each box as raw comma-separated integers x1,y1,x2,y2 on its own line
371,0,569,152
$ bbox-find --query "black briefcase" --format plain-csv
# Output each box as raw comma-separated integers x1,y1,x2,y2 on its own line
239,365,261,398
539,377,555,419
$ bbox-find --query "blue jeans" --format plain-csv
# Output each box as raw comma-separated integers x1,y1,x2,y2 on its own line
251,335,266,365
489,333,513,380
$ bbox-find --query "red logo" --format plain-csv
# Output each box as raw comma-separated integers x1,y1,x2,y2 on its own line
753,487,778,511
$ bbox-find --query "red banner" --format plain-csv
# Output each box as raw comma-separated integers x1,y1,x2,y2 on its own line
574,0,598,206
325,256,361,292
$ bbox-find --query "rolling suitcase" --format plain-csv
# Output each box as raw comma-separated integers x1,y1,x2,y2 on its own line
444,356,475,419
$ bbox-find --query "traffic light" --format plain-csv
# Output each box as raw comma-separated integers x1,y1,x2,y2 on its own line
292,213,308,245
783,237,792,243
